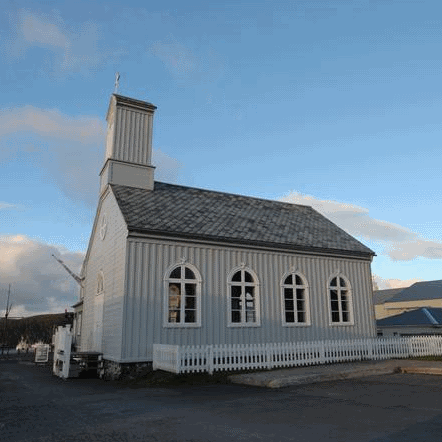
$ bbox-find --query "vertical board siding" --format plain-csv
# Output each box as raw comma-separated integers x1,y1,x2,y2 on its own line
122,238,376,362
81,190,127,360
113,108,153,166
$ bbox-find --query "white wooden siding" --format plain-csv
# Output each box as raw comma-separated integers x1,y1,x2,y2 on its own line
121,238,376,362
81,189,128,360
112,107,154,165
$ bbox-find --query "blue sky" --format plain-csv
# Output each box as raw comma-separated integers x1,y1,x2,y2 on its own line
1,0,441,316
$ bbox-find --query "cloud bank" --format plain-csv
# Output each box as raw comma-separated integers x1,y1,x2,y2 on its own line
279,191,442,262
0,235,84,317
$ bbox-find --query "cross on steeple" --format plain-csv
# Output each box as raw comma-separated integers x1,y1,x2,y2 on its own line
114,72,120,94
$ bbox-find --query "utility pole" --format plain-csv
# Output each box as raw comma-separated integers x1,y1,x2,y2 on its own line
2,284,12,355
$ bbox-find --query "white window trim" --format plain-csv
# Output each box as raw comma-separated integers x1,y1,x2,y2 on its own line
327,274,354,326
227,266,261,328
280,271,311,327
163,262,202,328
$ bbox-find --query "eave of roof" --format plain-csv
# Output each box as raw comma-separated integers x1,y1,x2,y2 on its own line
377,307,442,327
127,228,374,259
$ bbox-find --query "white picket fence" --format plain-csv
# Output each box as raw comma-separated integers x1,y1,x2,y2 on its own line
153,336,442,375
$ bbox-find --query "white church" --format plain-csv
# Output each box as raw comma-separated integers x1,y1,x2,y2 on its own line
76,93,376,378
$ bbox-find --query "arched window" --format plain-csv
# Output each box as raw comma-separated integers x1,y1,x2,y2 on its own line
329,275,353,324
228,267,260,327
164,264,201,327
97,272,104,295
281,272,310,326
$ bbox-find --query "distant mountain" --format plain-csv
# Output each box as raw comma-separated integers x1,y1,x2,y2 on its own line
0,312,73,347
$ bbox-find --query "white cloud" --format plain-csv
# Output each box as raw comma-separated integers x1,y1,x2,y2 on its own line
0,235,84,317
5,9,121,75
385,239,442,261
152,149,183,183
0,202,20,210
20,9,68,49
150,39,197,80
0,105,183,206
0,105,104,206
373,274,423,290
0,105,104,143
148,37,224,85
279,191,442,261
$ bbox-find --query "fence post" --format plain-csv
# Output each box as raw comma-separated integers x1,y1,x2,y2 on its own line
207,345,213,375
266,343,272,370
319,340,325,364
368,338,373,361
176,345,181,374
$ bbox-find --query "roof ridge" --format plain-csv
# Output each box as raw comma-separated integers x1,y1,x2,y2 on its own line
110,183,374,256
153,181,314,211
422,307,440,325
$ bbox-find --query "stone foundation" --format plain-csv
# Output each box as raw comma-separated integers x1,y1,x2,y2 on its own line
101,359,153,381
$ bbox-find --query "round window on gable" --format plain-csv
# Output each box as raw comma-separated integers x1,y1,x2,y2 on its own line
100,214,107,240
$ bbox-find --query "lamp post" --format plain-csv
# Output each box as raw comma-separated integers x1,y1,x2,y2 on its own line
2,284,12,355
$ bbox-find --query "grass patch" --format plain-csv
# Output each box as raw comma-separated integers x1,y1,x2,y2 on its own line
408,356,441,361
114,366,282,388
115,370,233,388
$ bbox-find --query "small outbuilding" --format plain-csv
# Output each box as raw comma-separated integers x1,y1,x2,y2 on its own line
374,280,442,320
377,307,442,337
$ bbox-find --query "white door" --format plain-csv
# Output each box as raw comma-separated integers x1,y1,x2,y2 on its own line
93,294,104,352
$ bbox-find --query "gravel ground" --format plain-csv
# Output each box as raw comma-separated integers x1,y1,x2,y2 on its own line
2,359,442,441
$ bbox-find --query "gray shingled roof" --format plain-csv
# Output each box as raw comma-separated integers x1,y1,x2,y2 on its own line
377,307,442,327
388,280,442,303
111,182,374,257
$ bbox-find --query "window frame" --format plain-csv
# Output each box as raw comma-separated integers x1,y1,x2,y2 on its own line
163,263,202,328
280,271,311,327
328,274,354,326
227,266,261,328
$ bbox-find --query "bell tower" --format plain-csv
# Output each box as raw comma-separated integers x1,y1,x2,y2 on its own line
100,94,157,194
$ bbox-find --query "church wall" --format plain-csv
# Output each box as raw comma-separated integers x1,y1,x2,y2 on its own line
120,237,376,363
81,189,127,360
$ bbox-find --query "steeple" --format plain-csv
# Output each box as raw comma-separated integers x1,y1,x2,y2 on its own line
99,94,157,194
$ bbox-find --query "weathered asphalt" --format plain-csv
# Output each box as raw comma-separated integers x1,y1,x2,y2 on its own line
229,358,442,388
2,358,442,441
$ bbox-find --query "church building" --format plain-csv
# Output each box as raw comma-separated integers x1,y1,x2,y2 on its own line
78,93,376,377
